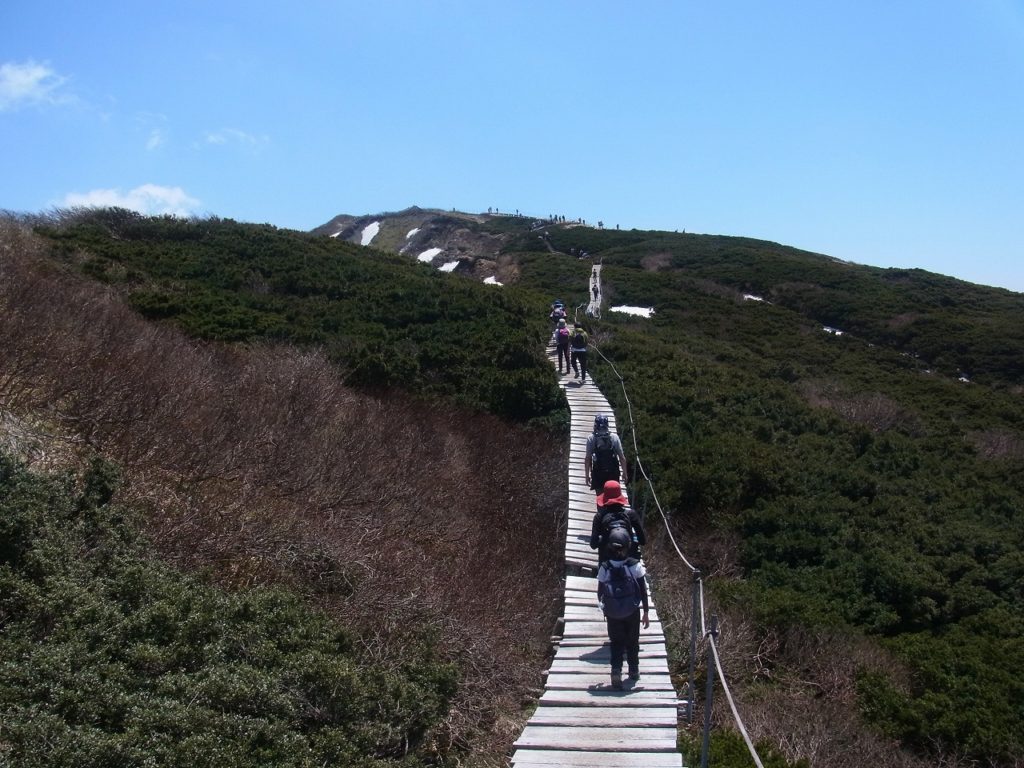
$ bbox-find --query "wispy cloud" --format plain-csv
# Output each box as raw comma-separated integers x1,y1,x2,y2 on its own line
146,129,166,151
204,128,269,149
0,60,72,111
60,184,201,217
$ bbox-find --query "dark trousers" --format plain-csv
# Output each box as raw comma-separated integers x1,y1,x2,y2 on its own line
571,349,588,379
557,344,570,372
607,609,641,674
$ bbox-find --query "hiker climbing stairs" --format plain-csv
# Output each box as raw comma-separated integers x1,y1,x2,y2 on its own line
508,340,684,768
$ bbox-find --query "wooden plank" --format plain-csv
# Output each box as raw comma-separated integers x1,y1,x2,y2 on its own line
512,749,683,767
515,725,679,751
544,673,677,692
539,689,678,707
553,642,668,656
526,706,678,727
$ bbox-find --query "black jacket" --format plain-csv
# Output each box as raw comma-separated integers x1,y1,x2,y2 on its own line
589,503,646,562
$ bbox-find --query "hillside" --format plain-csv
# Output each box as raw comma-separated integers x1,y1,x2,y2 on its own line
2,207,1023,766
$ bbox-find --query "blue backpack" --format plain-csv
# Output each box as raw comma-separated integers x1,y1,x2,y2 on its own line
601,562,641,620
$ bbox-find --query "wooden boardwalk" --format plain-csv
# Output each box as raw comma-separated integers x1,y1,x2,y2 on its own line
509,342,684,768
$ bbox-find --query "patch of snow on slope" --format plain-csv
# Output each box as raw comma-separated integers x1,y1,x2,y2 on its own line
360,221,380,246
438,261,459,272
330,230,343,238
611,306,655,318
484,276,503,286
822,326,844,336
406,228,420,239
418,247,443,262
743,294,765,302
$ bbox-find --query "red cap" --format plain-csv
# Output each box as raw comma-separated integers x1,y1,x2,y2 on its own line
596,480,628,507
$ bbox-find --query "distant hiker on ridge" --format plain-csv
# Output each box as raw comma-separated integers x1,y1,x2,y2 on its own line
585,414,628,492
597,528,650,690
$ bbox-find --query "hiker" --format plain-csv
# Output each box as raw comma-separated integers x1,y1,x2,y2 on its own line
585,414,628,492
597,528,650,690
590,479,646,562
549,302,566,326
554,318,571,374
570,322,589,383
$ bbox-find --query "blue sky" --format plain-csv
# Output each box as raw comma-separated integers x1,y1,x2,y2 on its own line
2,1,1023,292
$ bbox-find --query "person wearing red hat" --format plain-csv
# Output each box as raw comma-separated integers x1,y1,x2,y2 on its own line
590,479,646,563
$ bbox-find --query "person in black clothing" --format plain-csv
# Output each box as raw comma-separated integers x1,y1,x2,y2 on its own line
597,528,650,689
590,479,646,563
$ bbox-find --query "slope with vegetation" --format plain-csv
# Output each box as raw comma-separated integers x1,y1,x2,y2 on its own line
3,206,1023,766
0,213,568,767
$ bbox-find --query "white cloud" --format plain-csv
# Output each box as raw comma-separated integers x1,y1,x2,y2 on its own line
60,184,201,217
0,60,71,111
204,128,269,149
146,129,165,151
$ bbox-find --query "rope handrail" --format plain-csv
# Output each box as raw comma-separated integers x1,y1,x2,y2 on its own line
708,632,766,768
587,338,763,767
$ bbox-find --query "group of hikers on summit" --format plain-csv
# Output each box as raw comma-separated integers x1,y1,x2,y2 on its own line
551,299,651,691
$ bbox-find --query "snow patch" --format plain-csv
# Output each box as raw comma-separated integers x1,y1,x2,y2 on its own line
417,247,444,263
484,276,503,286
822,326,845,336
743,294,765,302
610,306,655,318
360,221,380,246
330,230,343,238
438,261,459,273
406,228,420,239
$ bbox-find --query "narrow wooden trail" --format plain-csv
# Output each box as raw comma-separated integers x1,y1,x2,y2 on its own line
508,342,684,768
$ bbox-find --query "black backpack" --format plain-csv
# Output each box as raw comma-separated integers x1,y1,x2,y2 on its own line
601,562,641,619
592,432,619,476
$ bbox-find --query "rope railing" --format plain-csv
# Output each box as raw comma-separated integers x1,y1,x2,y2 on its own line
587,337,765,768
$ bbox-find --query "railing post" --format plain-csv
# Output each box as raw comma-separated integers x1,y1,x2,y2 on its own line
700,614,719,768
687,570,701,724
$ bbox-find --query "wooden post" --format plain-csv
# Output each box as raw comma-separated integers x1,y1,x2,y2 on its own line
687,570,702,724
700,614,719,768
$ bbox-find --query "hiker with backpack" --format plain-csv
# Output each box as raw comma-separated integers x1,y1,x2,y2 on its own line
569,321,589,383
549,300,566,326
554,318,571,375
597,528,650,690
590,479,646,563
584,414,628,492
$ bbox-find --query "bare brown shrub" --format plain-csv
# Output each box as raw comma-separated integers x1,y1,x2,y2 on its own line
967,428,1024,461
642,506,939,768
641,252,673,271
0,217,566,758
795,379,922,435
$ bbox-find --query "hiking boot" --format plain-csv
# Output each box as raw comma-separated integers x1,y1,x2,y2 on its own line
573,372,580,379
610,671,623,690
628,668,640,681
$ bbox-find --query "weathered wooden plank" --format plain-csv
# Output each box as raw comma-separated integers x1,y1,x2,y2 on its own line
552,641,667,658
509,753,679,768
515,725,679,750
562,620,663,636
526,706,679,727
544,673,676,691
512,751,682,768
539,689,679,708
